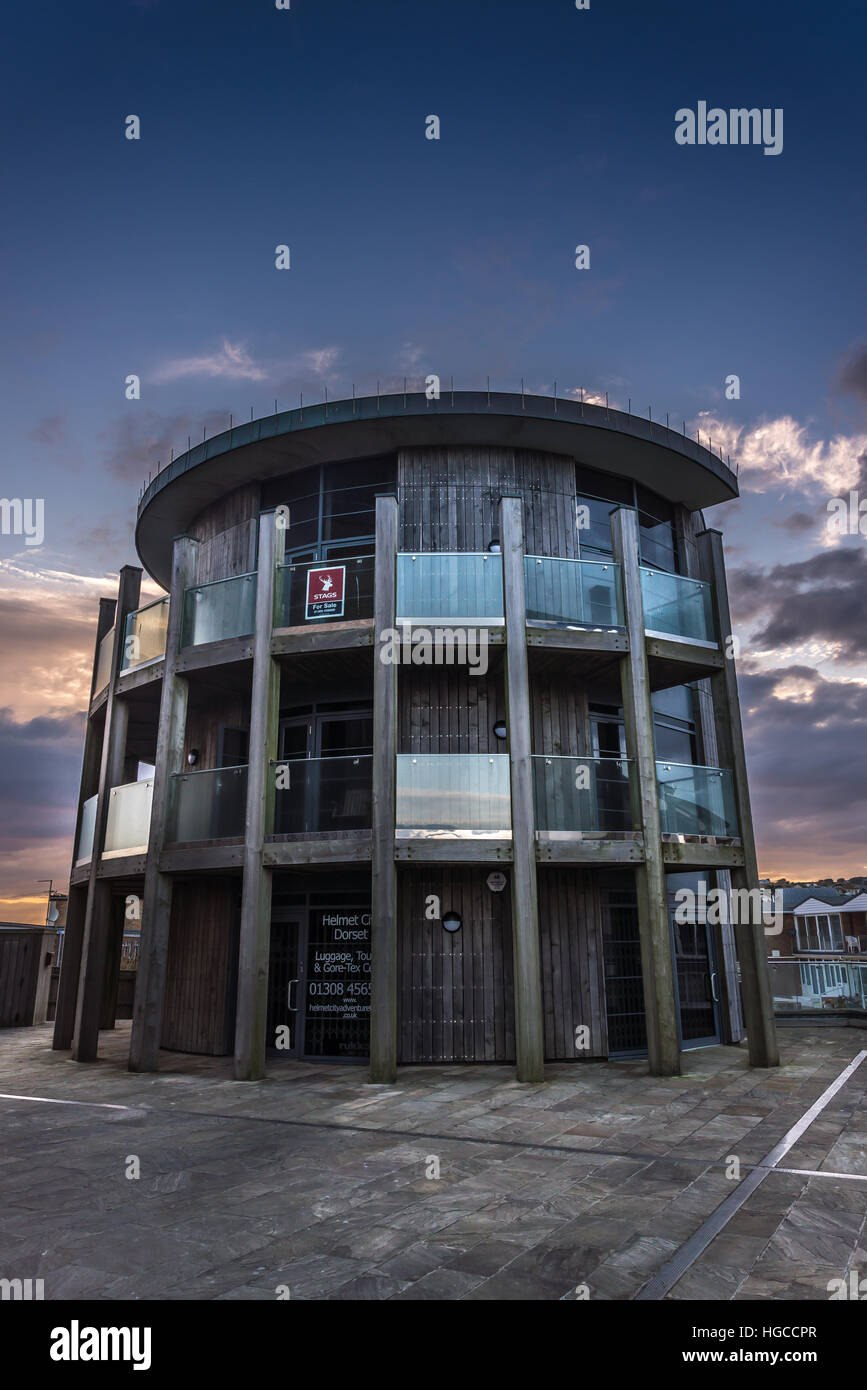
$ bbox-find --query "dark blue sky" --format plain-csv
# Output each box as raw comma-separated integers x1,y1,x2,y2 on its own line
2,0,866,914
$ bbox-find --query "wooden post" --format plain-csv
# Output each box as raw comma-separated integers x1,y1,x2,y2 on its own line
234,515,282,1080
697,528,779,1068
73,566,141,1061
370,494,398,1083
500,496,544,1083
610,509,681,1076
53,597,115,1050
129,537,198,1072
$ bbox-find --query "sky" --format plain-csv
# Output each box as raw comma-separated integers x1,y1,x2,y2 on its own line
1,0,866,921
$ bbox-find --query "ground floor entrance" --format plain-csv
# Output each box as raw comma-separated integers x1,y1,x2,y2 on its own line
267,895,371,1061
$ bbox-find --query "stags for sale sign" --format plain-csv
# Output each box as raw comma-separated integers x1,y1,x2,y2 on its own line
305,565,345,620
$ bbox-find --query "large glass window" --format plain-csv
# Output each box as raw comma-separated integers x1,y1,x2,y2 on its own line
262,456,396,562
575,464,679,573
795,914,844,952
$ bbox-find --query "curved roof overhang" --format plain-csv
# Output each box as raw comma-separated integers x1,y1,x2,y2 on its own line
135,390,738,587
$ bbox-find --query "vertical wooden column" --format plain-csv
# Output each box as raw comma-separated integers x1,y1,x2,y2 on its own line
697,528,779,1068
234,515,282,1081
73,566,141,1061
129,536,198,1072
370,494,398,1083
500,496,544,1083
53,597,116,1049
610,509,681,1076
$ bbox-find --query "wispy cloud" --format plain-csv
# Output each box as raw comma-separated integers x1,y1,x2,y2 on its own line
152,339,269,384
693,412,867,497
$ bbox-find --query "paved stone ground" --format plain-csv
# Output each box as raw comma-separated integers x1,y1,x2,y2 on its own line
0,1023,865,1300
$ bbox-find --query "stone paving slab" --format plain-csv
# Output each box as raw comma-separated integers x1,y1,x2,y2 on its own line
0,1023,864,1300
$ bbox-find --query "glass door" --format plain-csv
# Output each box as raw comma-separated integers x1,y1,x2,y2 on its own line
671,917,721,1048
266,915,304,1055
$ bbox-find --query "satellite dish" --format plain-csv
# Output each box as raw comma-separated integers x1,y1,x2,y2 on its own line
47,902,60,925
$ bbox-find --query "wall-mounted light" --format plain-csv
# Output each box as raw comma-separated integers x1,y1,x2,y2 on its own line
442,911,462,934
487,537,501,553
493,720,507,741
187,749,200,767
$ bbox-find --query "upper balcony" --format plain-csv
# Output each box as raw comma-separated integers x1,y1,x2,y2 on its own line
121,597,169,672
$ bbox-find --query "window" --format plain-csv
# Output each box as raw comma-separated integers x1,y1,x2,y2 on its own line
574,465,679,573
218,727,249,768
795,913,844,952
261,457,396,562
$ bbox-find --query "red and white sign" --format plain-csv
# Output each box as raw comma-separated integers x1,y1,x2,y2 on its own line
305,565,345,620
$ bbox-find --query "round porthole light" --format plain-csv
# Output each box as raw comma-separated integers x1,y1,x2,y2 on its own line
442,911,462,934
187,748,200,767
487,537,501,553
493,720,507,741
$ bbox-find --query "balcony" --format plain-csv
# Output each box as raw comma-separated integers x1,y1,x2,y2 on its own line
181,572,257,648
271,755,372,834
525,556,623,628
75,794,98,865
276,555,374,627
769,959,867,1015
396,754,511,837
657,762,738,838
396,553,504,623
641,568,715,645
93,628,114,696
103,779,153,857
166,765,247,842
533,755,634,835
122,596,169,670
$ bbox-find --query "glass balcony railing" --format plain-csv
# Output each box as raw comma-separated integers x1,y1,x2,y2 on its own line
104,779,153,856
166,765,248,842
657,762,738,838
641,568,715,644
270,755,372,834
396,754,511,837
93,627,114,696
181,572,257,648
396,553,504,623
533,755,634,835
75,794,98,864
769,959,867,1015
525,556,623,627
276,555,375,627
122,596,169,670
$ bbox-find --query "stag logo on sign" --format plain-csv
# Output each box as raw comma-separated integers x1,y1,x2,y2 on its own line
675,102,783,156
50,1321,152,1371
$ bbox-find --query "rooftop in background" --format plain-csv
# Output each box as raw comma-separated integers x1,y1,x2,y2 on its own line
135,389,739,589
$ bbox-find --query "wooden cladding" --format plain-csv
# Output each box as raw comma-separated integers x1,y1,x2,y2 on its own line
530,673,589,757
397,866,516,1063
398,447,579,557
191,483,261,585
399,668,505,755
537,868,609,1060
161,878,240,1055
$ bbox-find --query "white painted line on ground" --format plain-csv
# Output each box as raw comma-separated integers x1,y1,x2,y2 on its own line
636,1049,867,1301
0,1092,140,1111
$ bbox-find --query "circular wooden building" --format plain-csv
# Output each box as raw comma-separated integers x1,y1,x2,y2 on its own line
55,390,778,1081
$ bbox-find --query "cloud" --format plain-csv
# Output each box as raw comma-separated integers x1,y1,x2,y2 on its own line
99,407,230,483
27,415,66,445
691,413,867,497
739,664,867,877
152,339,269,384
728,548,867,663
837,343,867,402
300,347,340,376
772,510,818,535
